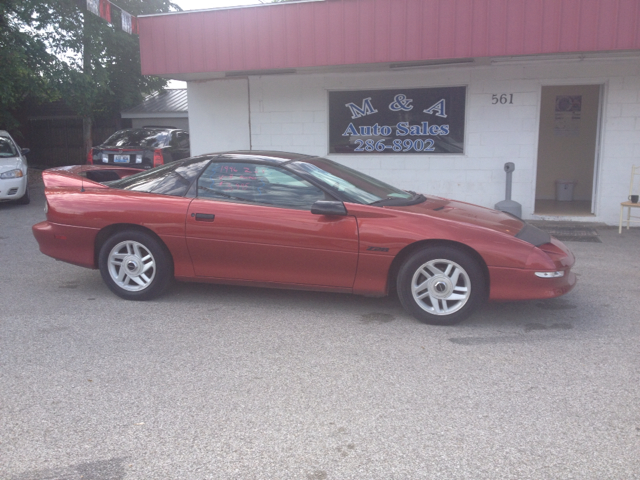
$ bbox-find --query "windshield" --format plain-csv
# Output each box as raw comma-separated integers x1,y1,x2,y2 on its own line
0,137,19,157
105,157,210,196
102,129,169,148
290,158,415,205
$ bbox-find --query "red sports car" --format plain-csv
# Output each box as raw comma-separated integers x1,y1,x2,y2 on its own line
32,151,576,325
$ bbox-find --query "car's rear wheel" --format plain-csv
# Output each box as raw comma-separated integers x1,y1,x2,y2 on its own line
397,246,486,325
99,230,172,300
15,184,30,205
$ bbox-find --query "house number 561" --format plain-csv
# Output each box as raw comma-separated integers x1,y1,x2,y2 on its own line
492,94,514,104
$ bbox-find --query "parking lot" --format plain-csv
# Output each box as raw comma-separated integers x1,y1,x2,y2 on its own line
1,182,639,479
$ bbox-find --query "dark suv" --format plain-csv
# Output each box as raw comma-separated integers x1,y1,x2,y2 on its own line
88,127,190,169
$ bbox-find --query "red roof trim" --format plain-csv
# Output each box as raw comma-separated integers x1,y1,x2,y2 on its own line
139,0,640,76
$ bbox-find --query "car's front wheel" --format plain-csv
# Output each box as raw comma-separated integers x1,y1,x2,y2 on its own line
98,230,172,300
397,246,487,325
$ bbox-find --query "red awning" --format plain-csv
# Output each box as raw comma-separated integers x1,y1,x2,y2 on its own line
139,0,640,77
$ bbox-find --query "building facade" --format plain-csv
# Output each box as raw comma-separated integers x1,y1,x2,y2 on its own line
138,0,640,225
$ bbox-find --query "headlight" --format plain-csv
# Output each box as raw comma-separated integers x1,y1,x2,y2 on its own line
0,169,24,179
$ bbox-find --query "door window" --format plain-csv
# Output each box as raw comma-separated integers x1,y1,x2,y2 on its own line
170,132,189,149
197,162,326,209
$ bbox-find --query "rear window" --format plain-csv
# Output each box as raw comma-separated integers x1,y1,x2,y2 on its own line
106,157,210,196
101,129,170,148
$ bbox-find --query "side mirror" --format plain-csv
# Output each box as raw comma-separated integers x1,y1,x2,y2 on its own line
21,148,30,155
311,200,347,216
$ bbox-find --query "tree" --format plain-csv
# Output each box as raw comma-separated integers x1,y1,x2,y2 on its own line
0,0,180,153
0,0,62,129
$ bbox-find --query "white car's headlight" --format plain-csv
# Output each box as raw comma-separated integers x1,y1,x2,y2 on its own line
0,169,24,179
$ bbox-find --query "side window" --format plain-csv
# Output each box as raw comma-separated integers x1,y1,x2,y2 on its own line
171,132,189,149
178,132,189,149
197,162,326,210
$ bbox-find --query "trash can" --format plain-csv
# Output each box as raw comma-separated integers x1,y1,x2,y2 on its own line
555,180,576,201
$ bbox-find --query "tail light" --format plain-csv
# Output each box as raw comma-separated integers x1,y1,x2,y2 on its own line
86,148,93,164
153,149,164,168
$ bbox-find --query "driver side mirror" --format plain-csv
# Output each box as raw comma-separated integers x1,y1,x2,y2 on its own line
311,200,347,216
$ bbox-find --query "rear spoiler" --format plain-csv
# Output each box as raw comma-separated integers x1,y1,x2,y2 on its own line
42,165,142,189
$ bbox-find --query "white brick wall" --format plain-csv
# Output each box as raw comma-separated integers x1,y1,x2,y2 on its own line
188,79,251,153
188,57,640,225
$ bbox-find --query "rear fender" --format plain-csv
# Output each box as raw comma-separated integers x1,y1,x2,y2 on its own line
94,224,174,269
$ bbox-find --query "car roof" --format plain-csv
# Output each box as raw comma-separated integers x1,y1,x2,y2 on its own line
0,131,17,143
212,150,318,165
111,127,184,135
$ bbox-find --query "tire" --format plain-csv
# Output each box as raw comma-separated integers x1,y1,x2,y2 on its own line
15,184,30,205
98,230,173,300
397,246,487,325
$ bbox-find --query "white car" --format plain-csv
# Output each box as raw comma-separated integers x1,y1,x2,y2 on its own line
0,130,30,205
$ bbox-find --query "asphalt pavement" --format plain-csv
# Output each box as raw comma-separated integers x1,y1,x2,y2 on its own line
1,181,639,479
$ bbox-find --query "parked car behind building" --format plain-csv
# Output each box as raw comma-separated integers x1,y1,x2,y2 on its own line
87,127,190,170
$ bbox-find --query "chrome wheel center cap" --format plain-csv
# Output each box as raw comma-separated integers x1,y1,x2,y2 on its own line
123,256,142,275
428,276,453,299
434,281,447,293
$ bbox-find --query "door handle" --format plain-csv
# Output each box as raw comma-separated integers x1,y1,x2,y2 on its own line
192,213,215,222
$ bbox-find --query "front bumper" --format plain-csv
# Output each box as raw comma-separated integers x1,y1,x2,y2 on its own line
0,176,27,201
488,266,576,301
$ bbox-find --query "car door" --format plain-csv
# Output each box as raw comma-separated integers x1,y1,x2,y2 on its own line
185,160,359,288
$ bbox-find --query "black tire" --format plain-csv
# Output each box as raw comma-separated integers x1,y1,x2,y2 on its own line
98,230,173,300
15,184,30,205
397,246,487,325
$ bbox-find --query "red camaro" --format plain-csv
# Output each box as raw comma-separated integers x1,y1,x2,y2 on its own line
32,151,576,325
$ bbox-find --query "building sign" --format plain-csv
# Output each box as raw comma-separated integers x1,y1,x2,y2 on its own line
329,86,466,154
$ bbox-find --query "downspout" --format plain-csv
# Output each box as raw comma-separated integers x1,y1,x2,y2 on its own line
247,77,252,150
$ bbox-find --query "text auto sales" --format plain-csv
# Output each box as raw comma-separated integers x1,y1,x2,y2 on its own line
342,94,450,152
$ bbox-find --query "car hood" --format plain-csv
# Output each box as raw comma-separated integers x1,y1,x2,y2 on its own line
387,196,524,237
0,156,23,172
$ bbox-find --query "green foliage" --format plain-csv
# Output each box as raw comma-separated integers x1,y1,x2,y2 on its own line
0,0,180,130
0,0,61,128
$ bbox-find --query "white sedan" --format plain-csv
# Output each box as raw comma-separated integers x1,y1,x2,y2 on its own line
0,130,30,205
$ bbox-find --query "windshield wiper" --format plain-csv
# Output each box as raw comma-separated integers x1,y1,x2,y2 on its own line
368,193,426,207
368,197,395,206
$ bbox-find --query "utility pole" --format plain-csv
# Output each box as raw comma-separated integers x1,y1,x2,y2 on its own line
82,7,93,159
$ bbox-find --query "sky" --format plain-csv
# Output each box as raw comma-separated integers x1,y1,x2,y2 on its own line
174,0,270,11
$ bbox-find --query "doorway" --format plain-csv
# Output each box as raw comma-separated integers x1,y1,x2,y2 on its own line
534,85,601,216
